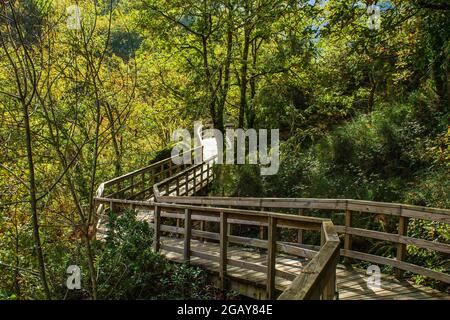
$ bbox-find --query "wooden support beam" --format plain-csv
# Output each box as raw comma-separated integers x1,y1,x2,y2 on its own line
200,220,206,242
395,212,409,279
298,208,304,244
344,209,352,265
321,224,338,300
201,162,205,188
267,216,277,299
184,209,191,263
220,211,228,290
154,205,161,252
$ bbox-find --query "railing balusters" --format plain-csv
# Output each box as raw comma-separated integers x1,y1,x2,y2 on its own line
220,211,228,290
344,208,352,264
201,161,205,188
154,205,161,252
267,216,277,299
298,208,304,244
395,207,408,279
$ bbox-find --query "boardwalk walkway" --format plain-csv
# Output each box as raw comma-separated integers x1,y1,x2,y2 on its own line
159,237,449,300
95,145,450,300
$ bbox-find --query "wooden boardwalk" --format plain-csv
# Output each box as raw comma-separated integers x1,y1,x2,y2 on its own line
161,237,307,291
95,147,450,300
336,266,450,300
160,237,449,300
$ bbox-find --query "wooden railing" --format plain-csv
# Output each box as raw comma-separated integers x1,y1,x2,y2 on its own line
93,197,340,300
94,147,203,228
153,155,216,199
96,147,203,201
156,196,450,285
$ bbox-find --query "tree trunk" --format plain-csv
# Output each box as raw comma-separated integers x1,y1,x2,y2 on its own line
22,98,52,299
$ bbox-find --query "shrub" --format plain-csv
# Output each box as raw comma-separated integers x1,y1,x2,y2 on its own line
96,210,224,299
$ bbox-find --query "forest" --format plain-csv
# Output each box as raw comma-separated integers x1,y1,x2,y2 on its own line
0,0,449,300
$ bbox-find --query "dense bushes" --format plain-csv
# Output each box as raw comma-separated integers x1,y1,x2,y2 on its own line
215,90,449,288
95,210,228,300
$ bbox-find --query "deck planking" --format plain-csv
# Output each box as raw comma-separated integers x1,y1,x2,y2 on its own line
160,237,449,300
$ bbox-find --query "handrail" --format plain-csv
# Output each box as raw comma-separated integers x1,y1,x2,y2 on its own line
96,146,203,199
94,147,203,231
157,196,450,284
153,155,217,200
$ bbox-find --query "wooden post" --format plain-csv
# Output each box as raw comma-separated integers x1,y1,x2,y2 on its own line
201,161,205,188
141,172,145,200
220,211,228,290
321,225,338,300
130,176,134,199
200,220,205,242
324,268,337,300
176,177,180,196
153,205,161,252
185,172,189,196
298,208,304,244
344,209,352,265
395,211,408,279
184,209,191,263
259,207,266,240
110,201,115,215
169,161,172,176
267,216,277,299
193,167,197,192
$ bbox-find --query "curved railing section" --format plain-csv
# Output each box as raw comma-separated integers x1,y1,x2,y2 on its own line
156,196,450,285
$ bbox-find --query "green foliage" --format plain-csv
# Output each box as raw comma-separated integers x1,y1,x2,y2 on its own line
96,210,223,300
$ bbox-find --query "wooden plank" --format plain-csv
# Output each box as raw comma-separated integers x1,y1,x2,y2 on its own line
192,229,220,241
277,242,317,260
267,216,277,299
335,226,450,254
160,225,184,234
191,250,220,262
227,258,267,274
228,235,268,249
160,196,450,223
341,249,450,284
